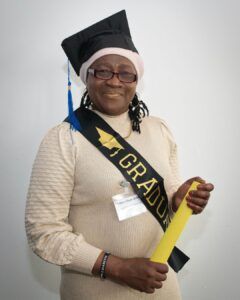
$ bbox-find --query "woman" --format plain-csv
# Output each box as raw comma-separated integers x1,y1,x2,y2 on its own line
25,10,214,300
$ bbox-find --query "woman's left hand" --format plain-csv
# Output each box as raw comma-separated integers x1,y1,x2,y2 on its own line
172,177,214,214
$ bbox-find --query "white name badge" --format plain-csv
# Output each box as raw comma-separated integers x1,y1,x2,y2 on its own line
112,193,147,221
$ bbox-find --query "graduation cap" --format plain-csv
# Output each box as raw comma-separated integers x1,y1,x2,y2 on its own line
61,10,144,131
62,10,143,82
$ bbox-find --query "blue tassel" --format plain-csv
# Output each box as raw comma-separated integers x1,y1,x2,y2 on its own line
67,60,82,131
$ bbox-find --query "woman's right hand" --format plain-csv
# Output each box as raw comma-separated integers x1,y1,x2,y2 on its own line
105,255,169,294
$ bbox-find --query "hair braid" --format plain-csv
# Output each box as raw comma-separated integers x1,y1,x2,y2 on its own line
128,93,149,133
80,91,149,133
80,90,92,108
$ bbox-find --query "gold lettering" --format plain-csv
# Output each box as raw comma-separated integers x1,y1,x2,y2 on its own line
156,196,167,218
146,185,161,206
137,178,158,196
127,162,147,182
162,214,170,228
119,153,137,168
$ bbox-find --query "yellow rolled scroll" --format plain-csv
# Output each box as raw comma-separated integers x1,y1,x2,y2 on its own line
150,181,199,263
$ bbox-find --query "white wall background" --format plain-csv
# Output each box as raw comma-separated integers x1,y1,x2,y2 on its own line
1,0,239,299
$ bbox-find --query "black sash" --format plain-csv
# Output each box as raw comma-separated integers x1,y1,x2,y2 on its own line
65,107,189,272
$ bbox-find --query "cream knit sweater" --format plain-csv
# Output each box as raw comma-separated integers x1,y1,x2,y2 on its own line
25,110,182,300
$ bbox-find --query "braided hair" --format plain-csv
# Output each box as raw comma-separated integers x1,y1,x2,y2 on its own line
80,90,149,133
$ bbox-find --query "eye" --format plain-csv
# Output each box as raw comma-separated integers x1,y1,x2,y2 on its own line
95,70,112,79
118,72,137,83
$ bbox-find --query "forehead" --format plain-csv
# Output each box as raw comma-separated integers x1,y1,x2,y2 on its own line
91,54,136,70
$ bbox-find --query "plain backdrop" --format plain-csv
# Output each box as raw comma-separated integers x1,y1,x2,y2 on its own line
1,0,240,299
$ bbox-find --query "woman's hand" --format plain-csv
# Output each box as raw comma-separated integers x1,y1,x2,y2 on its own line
92,253,168,294
172,177,214,214
114,257,168,294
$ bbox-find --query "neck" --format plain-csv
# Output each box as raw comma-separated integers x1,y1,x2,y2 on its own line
91,104,129,117
93,109,132,139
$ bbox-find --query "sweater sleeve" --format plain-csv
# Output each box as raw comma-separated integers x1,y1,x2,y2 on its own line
25,123,102,275
159,119,183,216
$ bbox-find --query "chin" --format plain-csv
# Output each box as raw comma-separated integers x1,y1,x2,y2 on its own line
98,101,127,115
102,106,127,116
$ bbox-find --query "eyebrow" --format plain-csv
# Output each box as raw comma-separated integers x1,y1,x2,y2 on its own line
92,63,135,71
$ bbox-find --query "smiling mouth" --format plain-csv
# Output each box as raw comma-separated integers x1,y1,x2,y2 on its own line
104,93,121,97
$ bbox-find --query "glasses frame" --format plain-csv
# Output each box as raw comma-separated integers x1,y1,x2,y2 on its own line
88,68,137,83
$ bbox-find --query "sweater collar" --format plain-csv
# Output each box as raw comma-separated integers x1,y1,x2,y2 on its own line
93,109,131,137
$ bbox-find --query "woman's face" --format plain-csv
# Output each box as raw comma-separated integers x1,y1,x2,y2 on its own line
86,54,137,116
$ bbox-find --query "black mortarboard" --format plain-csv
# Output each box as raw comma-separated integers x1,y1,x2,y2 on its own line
61,10,139,77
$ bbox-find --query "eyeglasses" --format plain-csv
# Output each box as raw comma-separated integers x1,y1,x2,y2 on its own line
88,68,137,83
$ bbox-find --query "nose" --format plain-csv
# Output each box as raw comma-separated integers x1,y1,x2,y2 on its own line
106,73,122,86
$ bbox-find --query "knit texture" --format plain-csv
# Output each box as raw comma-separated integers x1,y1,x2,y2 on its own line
25,110,182,299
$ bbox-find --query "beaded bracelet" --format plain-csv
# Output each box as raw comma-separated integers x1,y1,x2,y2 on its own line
100,252,111,280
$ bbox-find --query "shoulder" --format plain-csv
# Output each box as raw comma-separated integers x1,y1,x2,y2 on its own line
32,122,84,168
141,115,176,144
38,122,81,152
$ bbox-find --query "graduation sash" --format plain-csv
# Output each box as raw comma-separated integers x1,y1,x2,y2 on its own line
65,107,189,272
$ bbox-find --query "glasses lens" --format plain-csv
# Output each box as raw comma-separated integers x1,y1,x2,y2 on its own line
95,70,112,80
118,72,136,83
